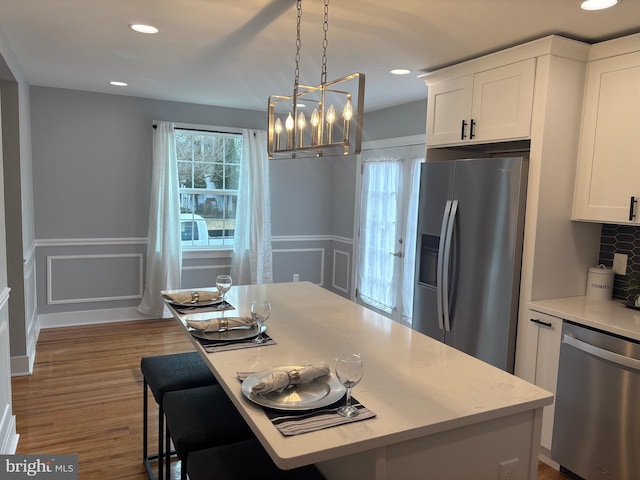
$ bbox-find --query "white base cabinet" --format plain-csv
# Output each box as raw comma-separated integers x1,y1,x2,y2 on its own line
528,310,562,452
573,39,640,224
425,58,535,146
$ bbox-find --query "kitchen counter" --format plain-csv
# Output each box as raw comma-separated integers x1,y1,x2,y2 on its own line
165,282,552,480
529,296,640,341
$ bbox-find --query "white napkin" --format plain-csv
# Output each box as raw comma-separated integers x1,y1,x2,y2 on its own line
186,316,254,333
167,290,220,304
251,365,331,394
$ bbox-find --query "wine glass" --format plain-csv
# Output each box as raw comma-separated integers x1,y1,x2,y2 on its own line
216,275,232,303
335,353,364,418
251,301,271,344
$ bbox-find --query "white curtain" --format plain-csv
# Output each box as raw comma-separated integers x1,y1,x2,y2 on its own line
137,122,182,317
401,157,424,324
230,129,273,285
358,158,402,313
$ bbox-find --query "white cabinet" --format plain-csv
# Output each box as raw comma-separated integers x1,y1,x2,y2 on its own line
573,50,640,224
426,59,536,146
528,310,563,452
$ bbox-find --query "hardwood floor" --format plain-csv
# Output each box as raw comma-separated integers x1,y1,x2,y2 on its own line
12,319,574,479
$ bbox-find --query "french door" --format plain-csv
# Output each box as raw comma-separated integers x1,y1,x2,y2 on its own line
356,143,424,325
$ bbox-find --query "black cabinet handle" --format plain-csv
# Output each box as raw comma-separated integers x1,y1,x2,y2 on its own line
630,196,637,221
530,318,553,328
470,119,476,139
461,120,467,140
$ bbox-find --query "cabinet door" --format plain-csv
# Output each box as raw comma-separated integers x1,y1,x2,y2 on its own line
426,75,473,146
530,311,563,451
573,51,640,223
471,58,536,142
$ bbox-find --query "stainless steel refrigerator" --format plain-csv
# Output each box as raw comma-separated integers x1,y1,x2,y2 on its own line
412,157,528,373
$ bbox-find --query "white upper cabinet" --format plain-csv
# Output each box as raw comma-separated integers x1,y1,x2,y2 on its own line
426,59,536,147
573,50,640,224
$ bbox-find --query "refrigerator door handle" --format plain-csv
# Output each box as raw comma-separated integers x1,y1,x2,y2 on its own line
442,200,458,332
436,201,453,331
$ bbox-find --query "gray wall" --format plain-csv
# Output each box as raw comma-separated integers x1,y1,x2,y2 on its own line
29,87,366,323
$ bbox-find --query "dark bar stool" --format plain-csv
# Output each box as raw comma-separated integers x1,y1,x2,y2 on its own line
163,384,256,480
141,352,218,480
187,438,325,480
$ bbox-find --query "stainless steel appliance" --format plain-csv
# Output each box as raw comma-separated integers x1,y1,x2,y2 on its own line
412,157,528,373
552,321,640,480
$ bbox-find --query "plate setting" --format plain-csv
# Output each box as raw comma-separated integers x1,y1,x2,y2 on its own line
189,323,266,342
242,366,346,411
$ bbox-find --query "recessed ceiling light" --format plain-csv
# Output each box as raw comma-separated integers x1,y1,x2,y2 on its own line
580,0,618,10
129,24,159,34
390,68,411,75
109,81,128,87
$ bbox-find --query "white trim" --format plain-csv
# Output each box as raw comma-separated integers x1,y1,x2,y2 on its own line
272,235,334,242
38,307,157,329
362,134,425,150
272,248,325,286
0,413,18,454
0,287,10,310
36,237,147,247
47,254,143,304
332,236,353,245
182,263,231,272
183,248,232,260
23,241,36,265
332,250,350,294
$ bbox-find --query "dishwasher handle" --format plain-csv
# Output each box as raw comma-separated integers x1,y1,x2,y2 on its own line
563,333,640,372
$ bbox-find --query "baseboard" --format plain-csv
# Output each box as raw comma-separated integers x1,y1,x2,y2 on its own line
539,451,559,470
0,412,18,454
38,307,153,329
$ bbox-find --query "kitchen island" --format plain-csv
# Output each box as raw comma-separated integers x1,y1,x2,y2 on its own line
165,282,552,480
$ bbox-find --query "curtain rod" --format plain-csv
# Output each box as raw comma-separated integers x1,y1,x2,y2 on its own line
152,124,242,136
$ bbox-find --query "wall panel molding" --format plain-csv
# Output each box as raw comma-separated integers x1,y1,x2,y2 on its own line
36,237,147,247
272,248,325,285
47,254,143,304
332,249,350,294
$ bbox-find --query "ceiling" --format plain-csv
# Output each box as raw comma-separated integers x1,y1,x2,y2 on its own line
0,0,639,113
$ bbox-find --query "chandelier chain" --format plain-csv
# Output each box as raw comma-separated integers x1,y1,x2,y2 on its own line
294,0,302,87
321,0,329,85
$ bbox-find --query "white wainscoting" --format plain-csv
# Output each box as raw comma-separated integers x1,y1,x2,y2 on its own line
0,287,19,453
34,235,354,329
11,247,39,376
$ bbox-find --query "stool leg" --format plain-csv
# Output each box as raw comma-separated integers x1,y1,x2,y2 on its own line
158,404,164,480
143,379,148,462
181,458,187,480
165,418,171,479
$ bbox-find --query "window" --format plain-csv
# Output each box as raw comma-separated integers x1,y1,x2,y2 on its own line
176,128,242,248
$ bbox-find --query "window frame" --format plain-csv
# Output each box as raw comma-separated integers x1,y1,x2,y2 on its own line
174,122,244,253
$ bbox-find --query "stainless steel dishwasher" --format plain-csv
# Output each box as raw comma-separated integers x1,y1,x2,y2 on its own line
551,321,640,480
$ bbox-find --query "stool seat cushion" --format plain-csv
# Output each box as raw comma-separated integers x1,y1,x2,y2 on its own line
187,439,325,480
163,385,254,460
141,352,217,405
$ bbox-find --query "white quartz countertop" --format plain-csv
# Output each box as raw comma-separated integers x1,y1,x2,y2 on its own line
529,296,640,341
166,282,553,469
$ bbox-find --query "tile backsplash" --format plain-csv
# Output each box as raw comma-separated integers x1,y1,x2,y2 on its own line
598,224,640,304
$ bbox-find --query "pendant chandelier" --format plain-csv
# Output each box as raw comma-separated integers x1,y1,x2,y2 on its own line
267,0,365,159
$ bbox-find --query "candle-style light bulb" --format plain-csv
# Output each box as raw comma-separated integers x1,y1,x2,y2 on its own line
297,112,306,147
310,108,320,145
285,113,294,149
326,104,336,144
274,118,283,150
343,99,353,142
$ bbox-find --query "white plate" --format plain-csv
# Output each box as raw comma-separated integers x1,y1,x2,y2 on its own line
242,366,346,411
167,297,222,307
189,323,265,342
